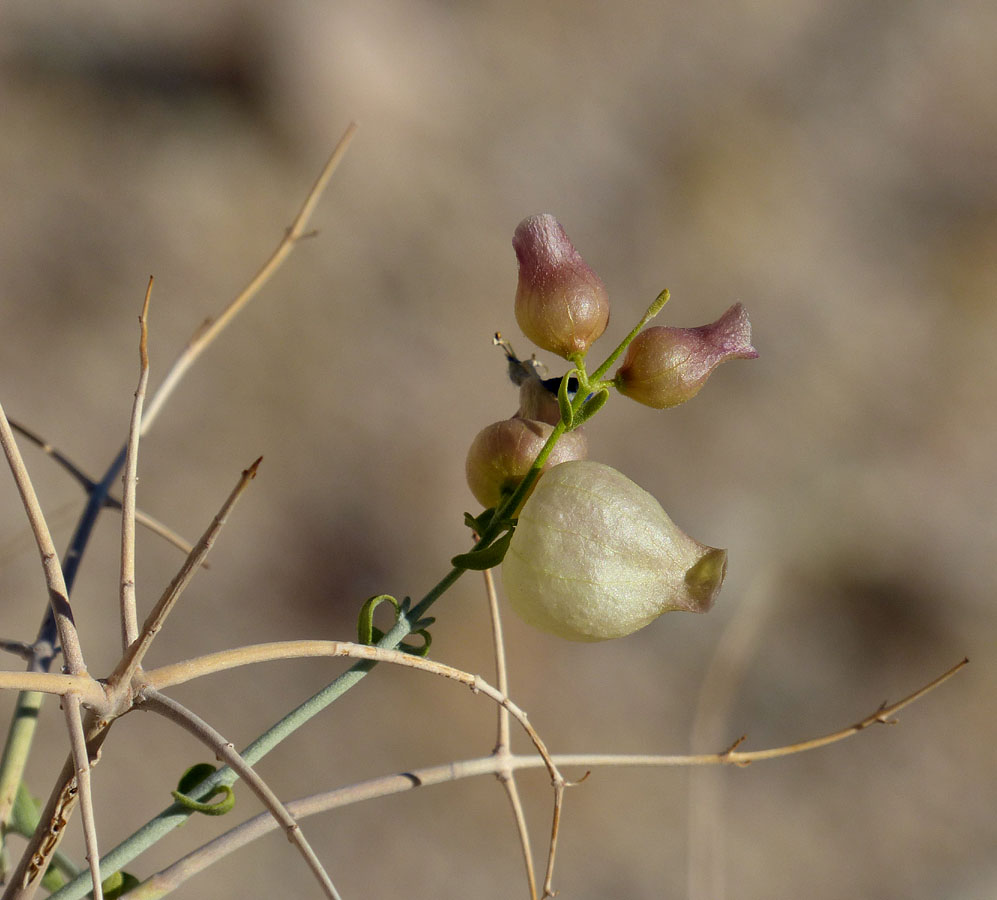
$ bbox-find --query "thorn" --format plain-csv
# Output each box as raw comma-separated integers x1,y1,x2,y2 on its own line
722,734,748,756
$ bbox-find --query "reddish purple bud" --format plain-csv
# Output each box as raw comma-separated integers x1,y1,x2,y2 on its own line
465,417,588,510
513,214,610,360
614,303,757,409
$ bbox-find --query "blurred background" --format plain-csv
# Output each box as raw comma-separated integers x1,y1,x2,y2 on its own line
0,2,994,898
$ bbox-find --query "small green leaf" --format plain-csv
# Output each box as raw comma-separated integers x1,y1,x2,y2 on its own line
464,508,496,534
557,370,577,428
572,387,610,427
451,529,515,570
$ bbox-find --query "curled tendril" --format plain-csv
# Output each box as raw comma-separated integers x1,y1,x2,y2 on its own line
357,594,401,645
357,594,434,656
171,763,235,816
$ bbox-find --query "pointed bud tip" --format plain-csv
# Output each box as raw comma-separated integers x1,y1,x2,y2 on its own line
708,303,758,360
513,214,577,268
512,214,610,359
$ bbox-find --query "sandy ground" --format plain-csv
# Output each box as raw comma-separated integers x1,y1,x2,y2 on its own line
0,3,994,899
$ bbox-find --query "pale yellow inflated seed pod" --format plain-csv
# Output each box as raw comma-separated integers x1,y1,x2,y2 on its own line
502,460,727,641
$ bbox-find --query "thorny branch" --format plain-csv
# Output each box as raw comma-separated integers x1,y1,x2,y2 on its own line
0,124,357,899
111,659,967,900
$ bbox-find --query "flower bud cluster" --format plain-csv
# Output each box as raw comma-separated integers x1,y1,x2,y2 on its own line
462,213,756,642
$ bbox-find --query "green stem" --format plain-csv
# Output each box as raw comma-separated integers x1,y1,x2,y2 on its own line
48,564,467,900
50,448,558,900
589,288,669,383
0,690,43,863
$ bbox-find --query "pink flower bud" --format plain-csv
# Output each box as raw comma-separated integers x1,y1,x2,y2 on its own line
614,303,757,409
513,214,610,359
465,417,588,510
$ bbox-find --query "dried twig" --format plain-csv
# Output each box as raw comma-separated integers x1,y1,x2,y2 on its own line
0,400,108,898
2,710,113,900
0,672,105,708
120,279,153,650
1,456,260,900
142,640,563,785
112,657,967,900
61,699,103,900
0,639,36,662
25,121,357,671
5,421,96,492
7,419,208,562
0,402,87,678
138,123,358,436
687,570,778,900
2,128,361,898
483,566,538,900
108,458,261,691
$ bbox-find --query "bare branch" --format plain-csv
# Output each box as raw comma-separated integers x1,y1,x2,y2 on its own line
114,658,968,900
2,712,113,900
3,422,204,562
0,400,87,676
540,782,566,900
483,566,537,900
142,639,564,786
120,279,153,650
138,690,342,900
0,639,36,662
7,420,96,492
2,128,357,899
62,698,103,900
688,569,778,900
108,458,261,691
139,122,358,436
0,672,106,708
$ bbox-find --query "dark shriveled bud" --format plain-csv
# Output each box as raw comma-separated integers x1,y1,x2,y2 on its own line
465,417,588,510
614,303,757,409
516,374,563,427
513,214,610,359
